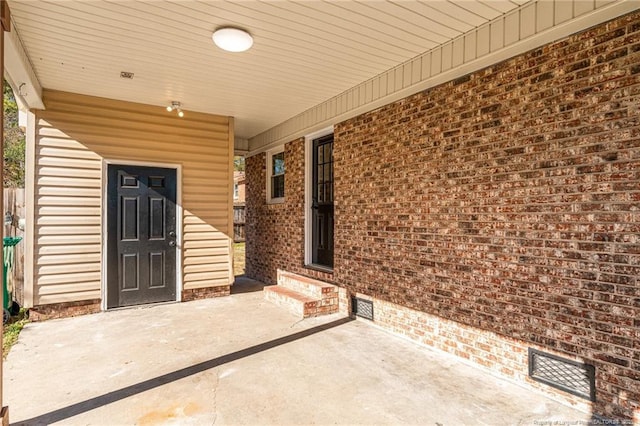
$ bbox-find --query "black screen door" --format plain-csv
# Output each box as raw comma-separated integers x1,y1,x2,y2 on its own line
312,134,334,268
107,165,177,308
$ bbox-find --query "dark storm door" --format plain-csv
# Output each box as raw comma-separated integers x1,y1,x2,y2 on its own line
107,165,177,308
312,134,334,268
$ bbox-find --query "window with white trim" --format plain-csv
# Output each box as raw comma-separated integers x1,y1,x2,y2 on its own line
266,147,285,203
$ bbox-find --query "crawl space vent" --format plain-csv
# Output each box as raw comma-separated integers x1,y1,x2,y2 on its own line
528,348,595,401
351,297,374,320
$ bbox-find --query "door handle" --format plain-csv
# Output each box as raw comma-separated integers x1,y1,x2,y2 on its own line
169,231,176,237
168,241,176,247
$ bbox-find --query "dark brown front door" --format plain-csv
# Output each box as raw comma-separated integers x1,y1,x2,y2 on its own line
312,134,334,268
107,165,177,308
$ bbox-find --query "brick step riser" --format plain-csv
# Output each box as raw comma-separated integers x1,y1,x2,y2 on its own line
264,286,339,318
264,287,307,317
277,276,337,300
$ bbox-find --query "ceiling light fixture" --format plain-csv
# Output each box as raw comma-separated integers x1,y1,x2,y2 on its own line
212,27,253,52
166,101,184,117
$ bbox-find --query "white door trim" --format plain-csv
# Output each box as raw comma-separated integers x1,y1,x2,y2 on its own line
304,126,334,267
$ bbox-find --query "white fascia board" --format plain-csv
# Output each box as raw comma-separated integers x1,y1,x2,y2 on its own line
4,27,44,110
234,137,249,155
18,109,26,130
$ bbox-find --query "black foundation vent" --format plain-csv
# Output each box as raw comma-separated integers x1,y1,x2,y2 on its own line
351,297,374,320
528,348,596,401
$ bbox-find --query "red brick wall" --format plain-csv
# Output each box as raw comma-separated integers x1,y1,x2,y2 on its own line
29,299,101,321
247,11,640,421
182,286,230,302
245,139,334,286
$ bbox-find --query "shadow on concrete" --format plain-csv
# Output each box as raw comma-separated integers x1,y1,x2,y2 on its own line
12,317,353,426
231,275,266,294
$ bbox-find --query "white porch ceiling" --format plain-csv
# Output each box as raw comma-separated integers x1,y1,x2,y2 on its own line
8,0,530,139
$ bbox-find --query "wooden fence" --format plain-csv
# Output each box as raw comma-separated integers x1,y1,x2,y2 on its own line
4,188,25,306
234,204,245,242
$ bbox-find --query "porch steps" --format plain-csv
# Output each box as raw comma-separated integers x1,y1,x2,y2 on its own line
263,270,339,318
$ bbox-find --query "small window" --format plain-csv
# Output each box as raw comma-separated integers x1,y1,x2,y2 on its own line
233,183,239,200
267,148,285,203
271,152,285,198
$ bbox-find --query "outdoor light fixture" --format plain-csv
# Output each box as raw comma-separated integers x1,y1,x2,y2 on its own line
212,27,253,52
166,101,184,117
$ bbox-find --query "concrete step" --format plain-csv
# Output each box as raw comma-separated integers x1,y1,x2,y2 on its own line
277,269,338,300
265,271,340,318
264,285,339,318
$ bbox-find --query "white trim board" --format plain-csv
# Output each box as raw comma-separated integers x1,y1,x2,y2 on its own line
23,111,37,308
304,126,334,267
266,146,285,205
4,25,44,110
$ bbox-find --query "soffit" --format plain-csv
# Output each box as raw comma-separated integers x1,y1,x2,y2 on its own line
9,0,529,139
249,0,637,152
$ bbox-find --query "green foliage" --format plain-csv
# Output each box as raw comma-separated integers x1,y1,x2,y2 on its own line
3,308,29,359
3,80,25,187
234,156,245,172
3,92,17,115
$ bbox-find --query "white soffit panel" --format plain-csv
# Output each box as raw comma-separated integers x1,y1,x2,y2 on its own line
9,0,530,139
248,0,638,154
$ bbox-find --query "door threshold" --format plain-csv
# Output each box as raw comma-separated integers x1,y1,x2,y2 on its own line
106,300,179,312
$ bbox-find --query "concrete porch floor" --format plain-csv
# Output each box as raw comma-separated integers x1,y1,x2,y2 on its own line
5,277,591,425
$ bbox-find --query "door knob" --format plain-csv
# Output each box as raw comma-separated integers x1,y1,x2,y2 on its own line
169,231,176,237
168,241,176,247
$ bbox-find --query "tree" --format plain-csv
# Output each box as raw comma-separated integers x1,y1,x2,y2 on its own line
3,81,25,187
234,155,245,172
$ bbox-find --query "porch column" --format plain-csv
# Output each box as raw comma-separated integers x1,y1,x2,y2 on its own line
0,0,10,424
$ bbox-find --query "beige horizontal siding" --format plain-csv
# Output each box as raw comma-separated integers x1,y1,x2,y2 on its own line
36,252,101,265
30,90,232,305
36,244,101,259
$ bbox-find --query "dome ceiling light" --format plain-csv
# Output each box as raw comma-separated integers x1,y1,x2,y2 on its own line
212,27,253,53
